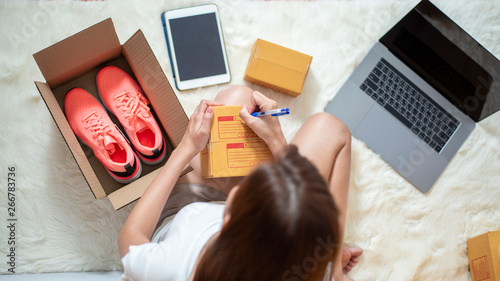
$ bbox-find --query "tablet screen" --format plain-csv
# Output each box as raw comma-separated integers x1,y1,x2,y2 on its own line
169,13,227,81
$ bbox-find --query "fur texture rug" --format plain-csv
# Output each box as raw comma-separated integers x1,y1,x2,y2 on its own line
1,0,499,280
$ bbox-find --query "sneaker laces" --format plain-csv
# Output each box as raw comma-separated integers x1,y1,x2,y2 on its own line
114,91,151,127
83,111,114,153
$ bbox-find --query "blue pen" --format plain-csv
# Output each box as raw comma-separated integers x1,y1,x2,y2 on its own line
251,108,290,117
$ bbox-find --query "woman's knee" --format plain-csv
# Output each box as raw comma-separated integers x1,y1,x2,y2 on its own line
214,85,254,106
307,112,351,143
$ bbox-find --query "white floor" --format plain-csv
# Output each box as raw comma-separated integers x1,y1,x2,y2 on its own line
1,271,122,281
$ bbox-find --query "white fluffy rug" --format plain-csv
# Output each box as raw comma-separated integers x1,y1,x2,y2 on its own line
1,0,499,280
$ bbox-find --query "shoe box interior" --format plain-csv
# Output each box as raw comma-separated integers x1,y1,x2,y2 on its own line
53,57,173,193
34,18,191,210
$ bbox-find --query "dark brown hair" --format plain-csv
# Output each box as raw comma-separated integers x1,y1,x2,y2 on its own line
193,145,341,281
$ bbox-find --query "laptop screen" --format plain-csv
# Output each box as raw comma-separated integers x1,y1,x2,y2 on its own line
380,0,500,122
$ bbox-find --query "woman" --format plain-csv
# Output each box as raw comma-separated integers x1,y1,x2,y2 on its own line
120,85,362,281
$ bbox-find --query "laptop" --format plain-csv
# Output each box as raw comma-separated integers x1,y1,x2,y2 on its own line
325,0,500,193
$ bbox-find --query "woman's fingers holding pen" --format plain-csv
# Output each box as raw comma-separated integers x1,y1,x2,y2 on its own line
239,103,287,158
240,92,280,138
250,91,278,112
239,104,271,142
239,104,257,127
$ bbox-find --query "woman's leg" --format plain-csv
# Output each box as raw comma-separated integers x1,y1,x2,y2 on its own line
176,85,255,194
289,112,352,279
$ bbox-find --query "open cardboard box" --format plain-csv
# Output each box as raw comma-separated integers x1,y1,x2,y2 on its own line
33,18,190,210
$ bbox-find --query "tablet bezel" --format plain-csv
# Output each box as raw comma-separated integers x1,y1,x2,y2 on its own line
163,4,231,91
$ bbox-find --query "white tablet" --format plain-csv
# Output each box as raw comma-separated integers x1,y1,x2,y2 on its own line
161,4,231,91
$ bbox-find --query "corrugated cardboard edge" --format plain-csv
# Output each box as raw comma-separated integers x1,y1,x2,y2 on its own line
33,18,121,88
122,30,188,148
34,81,105,198
108,164,191,210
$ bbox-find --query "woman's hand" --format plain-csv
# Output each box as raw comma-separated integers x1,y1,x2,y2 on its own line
179,99,223,158
239,91,287,158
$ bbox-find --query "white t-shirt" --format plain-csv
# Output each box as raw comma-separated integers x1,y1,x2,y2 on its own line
121,202,225,281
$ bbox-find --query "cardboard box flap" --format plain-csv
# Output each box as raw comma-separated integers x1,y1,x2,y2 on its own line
254,39,312,73
122,30,188,147
35,81,106,199
33,18,121,88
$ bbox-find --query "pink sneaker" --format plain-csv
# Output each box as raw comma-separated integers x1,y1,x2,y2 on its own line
65,88,142,184
97,66,167,165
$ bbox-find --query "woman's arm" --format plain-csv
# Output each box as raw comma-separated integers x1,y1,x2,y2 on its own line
118,100,221,258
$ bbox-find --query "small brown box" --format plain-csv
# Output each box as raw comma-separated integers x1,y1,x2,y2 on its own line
467,231,500,281
33,18,191,210
244,39,312,97
200,106,272,178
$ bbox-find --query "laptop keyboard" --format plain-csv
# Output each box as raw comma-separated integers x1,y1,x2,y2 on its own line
360,58,460,153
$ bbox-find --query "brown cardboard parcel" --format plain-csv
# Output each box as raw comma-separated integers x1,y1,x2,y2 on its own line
244,39,312,97
467,231,500,281
200,106,273,178
33,18,190,210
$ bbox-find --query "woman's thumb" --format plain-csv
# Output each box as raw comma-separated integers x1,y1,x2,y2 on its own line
239,104,255,124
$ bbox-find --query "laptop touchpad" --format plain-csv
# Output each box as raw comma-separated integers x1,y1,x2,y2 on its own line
354,105,418,165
